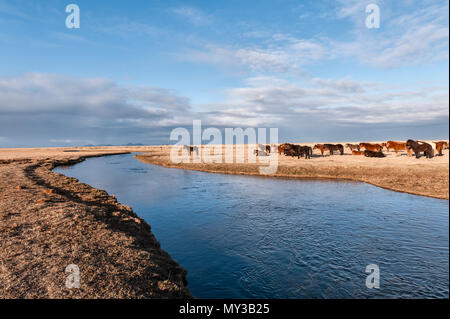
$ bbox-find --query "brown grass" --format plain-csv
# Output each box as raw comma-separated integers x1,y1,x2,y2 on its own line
0,147,191,298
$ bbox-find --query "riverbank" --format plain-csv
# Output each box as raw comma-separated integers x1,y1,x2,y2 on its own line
136,144,449,200
0,147,191,298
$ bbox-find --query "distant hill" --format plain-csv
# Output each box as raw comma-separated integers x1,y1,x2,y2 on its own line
125,143,144,146
82,143,144,147
83,144,114,147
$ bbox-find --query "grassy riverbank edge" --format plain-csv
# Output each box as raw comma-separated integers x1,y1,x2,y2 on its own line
0,149,192,298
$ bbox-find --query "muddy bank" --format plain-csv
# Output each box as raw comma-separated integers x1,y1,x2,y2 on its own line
0,149,191,298
136,144,449,200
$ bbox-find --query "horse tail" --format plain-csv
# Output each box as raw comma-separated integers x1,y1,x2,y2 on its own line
431,142,437,156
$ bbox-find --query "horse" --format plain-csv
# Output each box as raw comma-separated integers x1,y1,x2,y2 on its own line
364,150,386,158
324,144,344,155
313,144,329,156
432,141,448,156
298,146,313,159
359,143,383,152
385,141,411,156
352,150,364,155
283,145,311,159
443,142,450,150
406,140,434,158
283,147,299,158
278,143,294,154
345,143,360,151
254,149,268,156
183,145,198,155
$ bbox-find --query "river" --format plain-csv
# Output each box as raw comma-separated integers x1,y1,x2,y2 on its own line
54,154,449,298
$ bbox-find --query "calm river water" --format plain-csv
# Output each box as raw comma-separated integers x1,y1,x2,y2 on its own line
55,154,449,298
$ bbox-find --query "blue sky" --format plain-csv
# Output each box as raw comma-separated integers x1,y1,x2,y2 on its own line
0,0,448,146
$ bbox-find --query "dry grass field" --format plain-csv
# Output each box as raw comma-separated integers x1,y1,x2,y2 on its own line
0,147,191,298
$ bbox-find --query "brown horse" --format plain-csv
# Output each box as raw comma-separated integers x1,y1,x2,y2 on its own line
313,144,329,156
385,141,411,156
359,143,383,152
406,140,433,158
444,142,450,150
432,141,449,156
345,143,360,151
352,150,364,155
278,143,293,154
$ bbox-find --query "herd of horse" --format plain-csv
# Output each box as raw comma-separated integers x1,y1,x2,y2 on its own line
182,140,448,159
272,140,449,159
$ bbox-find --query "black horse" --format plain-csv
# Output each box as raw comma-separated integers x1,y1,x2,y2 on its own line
406,140,433,158
364,150,385,158
324,144,344,155
298,146,312,159
284,145,312,159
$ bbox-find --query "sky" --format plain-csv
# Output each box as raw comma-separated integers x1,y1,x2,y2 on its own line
0,0,448,147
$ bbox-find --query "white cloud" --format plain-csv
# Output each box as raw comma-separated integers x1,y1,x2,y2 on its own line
0,73,196,145
333,0,449,68
172,6,213,26
182,1,448,72
0,70,448,146
219,77,449,125
0,73,192,119
335,0,379,21
181,36,326,73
